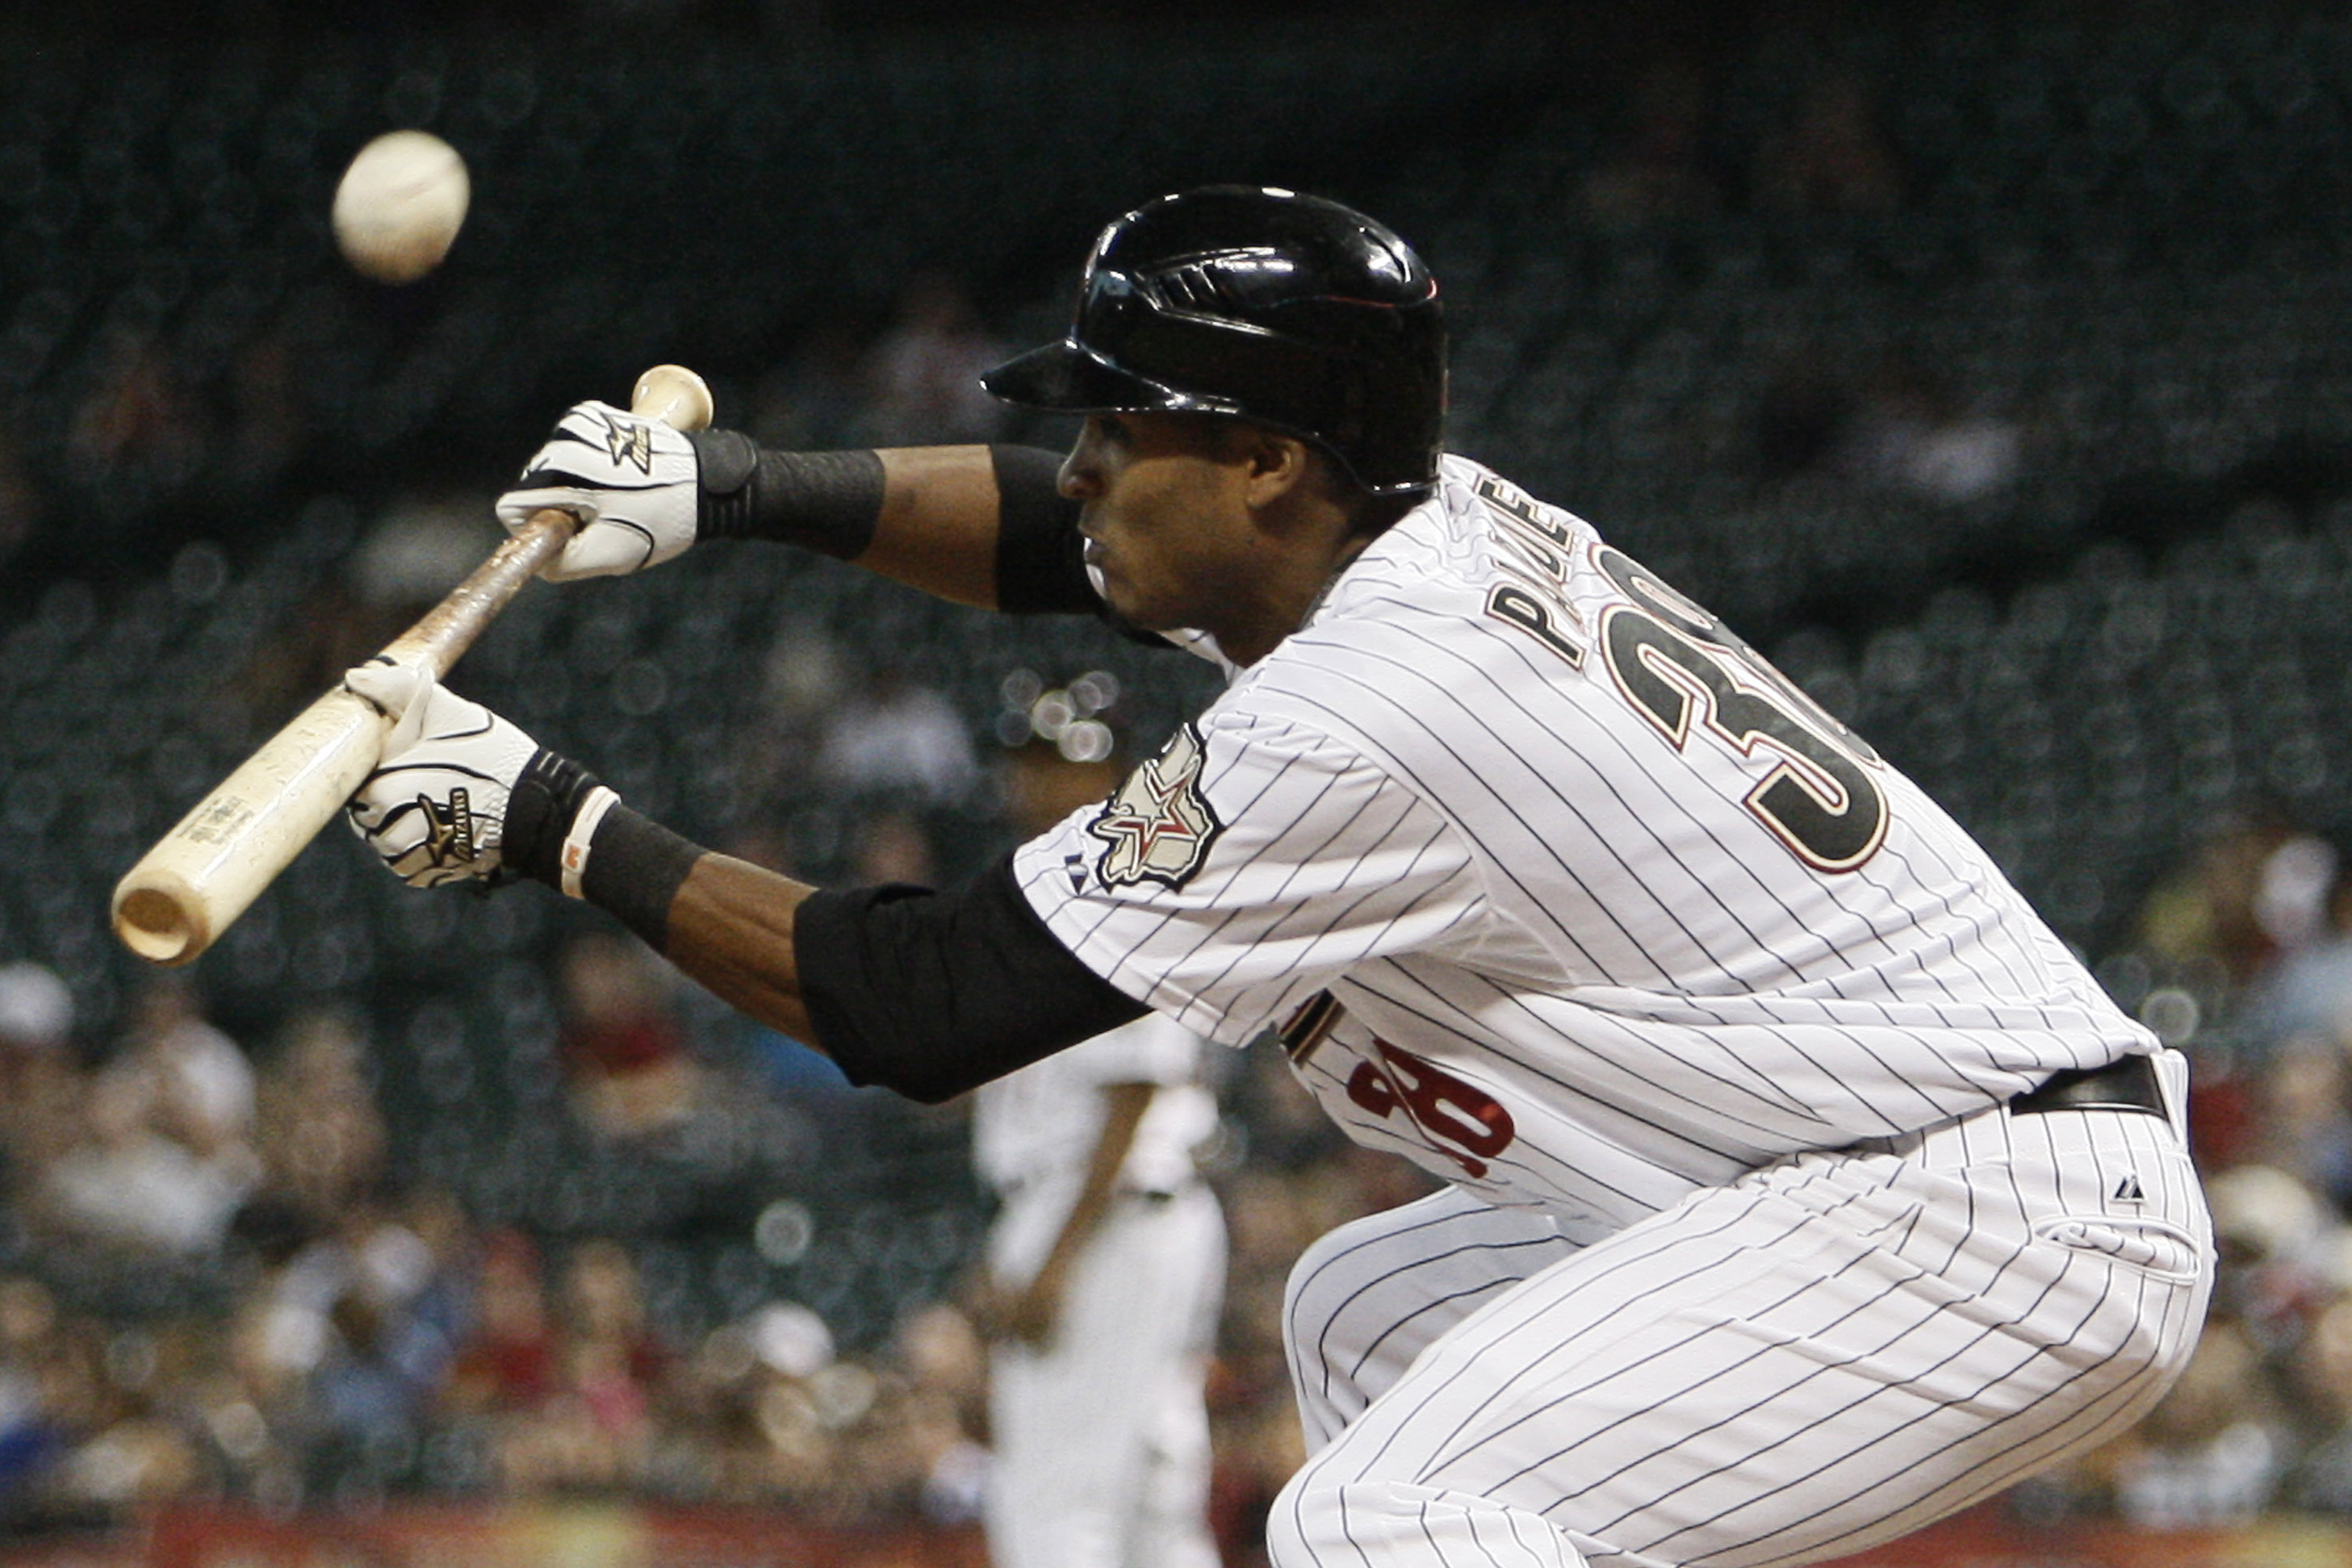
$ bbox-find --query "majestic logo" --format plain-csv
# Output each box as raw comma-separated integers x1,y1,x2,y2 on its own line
601,411,656,475
1088,723,1221,889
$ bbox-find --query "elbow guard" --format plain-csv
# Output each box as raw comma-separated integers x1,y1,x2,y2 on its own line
793,855,1149,1102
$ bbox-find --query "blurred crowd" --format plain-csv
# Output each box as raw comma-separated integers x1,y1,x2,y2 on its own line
1587,61,2025,506
3,46,2040,593
2,260,1028,585
0,941,1430,1565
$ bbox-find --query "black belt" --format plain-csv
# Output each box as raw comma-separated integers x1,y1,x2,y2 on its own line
1119,1181,1207,1206
2008,1055,2166,1118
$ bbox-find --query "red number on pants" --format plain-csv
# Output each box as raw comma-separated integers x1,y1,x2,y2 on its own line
1345,1041,1517,1178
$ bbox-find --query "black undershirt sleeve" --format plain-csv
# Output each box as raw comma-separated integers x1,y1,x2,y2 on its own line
988,445,1095,614
794,853,1150,1102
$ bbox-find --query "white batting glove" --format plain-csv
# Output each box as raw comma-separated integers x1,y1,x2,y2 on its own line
495,399,699,581
344,661,540,887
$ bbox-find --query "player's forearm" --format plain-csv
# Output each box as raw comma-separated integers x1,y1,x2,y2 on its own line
517,778,829,1047
658,854,823,1044
1047,1081,1155,1264
695,438,1085,613
529,785,1145,1100
693,437,998,603
857,446,1008,608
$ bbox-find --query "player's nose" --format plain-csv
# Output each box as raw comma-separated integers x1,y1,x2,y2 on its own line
1058,424,1105,501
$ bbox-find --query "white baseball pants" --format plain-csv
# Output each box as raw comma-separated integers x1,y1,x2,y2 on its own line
989,1181,1227,1568
1273,1079,2212,1568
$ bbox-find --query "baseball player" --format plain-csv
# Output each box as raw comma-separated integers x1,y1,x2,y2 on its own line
345,186,2212,1568
973,1010,1224,1568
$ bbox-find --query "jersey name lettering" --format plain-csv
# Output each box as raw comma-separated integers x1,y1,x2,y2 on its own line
1345,1040,1517,1178
1475,476,1586,667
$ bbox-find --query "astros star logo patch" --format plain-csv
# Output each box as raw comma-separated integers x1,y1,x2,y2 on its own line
1089,723,1221,890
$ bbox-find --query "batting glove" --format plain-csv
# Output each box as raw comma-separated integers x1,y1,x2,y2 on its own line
344,661,540,887
496,399,699,581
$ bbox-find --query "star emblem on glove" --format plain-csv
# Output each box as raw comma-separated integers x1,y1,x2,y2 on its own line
600,410,656,475
416,788,478,870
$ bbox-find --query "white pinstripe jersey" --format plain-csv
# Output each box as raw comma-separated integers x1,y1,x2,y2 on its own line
1013,455,2155,1231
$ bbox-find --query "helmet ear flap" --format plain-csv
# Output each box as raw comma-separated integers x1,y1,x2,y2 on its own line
980,186,1446,498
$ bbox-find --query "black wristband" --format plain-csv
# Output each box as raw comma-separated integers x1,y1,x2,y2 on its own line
500,747,705,949
501,748,606,889
578,806,705,951
687,429,885,561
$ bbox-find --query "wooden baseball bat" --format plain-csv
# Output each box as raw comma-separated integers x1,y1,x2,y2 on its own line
111,364,714,966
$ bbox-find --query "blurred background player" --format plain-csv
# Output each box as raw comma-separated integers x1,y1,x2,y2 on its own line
973,1014,1223,1568
973,705,1226,1568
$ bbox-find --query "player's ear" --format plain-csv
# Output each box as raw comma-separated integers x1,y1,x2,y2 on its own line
1240,430,1315,508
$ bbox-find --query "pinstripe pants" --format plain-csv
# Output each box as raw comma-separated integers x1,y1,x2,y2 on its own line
1272,1074,2212,1568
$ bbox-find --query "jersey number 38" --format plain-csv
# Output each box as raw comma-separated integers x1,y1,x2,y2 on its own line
1594,546,1888,873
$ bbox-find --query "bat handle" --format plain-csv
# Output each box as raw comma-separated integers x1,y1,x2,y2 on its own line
631,363,715,432
375,506,575,679
380,365,714,674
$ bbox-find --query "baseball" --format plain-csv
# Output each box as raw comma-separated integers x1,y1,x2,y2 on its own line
332,130,469,285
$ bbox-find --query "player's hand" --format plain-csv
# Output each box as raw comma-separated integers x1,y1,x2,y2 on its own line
971,1270,1065,1348
496,399,699,581
343,659,539,887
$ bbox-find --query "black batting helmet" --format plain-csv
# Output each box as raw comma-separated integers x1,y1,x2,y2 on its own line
981,186,1446,497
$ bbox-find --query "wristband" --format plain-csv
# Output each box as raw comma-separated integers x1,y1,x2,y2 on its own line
688,429,885,560
577,806,706,951
557,785,621,899
501,747,705,947
501,749,606,889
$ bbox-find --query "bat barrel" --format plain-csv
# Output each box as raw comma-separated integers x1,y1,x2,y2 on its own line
115,879,204,965
110,685,389,967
